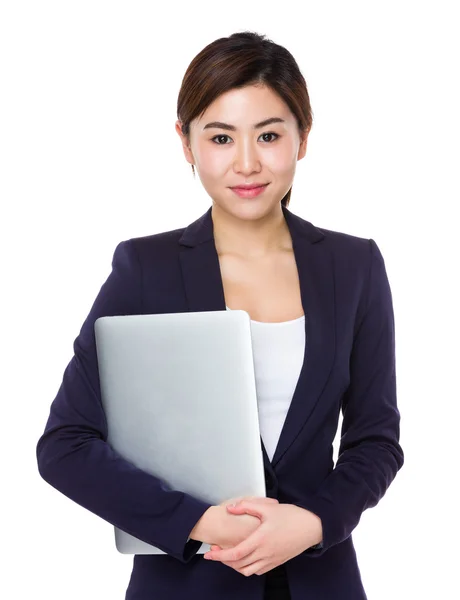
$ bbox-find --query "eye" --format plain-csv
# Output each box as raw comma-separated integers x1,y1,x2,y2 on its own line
211,132,280,145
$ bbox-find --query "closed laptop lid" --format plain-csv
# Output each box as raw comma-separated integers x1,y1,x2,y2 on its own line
94,310,266,554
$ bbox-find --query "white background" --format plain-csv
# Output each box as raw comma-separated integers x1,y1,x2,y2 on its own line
1,1,459,598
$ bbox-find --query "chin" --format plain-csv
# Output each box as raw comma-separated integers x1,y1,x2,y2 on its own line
221,200,280,219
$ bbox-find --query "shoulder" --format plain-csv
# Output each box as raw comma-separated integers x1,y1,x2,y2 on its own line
309,221,374,269
129,226,185,253
116,227,186,269
315,223,369,249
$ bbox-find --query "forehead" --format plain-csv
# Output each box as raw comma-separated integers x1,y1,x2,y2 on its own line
194,84,294,129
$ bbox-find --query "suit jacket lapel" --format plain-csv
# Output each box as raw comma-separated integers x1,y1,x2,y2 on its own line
178,205,336,475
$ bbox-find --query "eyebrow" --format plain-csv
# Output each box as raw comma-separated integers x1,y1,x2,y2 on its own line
202,117,285,132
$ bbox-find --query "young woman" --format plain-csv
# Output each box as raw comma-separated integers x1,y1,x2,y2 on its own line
37,31,404,600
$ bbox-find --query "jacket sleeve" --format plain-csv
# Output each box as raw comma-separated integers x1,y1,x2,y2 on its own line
294,238,404,557
36,239,213,564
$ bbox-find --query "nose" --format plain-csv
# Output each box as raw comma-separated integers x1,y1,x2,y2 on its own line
233,139,262,174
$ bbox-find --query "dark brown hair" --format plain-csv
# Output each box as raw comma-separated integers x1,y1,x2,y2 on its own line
176,31,313,208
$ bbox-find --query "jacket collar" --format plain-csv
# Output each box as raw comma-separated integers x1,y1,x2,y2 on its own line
179,204,325,247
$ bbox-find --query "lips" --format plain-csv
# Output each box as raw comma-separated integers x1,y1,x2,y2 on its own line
231,183,268,190
230,183,269,198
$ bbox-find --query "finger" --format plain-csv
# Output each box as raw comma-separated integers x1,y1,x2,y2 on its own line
241,558,268,577
221,550,260,573
221,554,266,577
228,496,278,507
225,496,254,506
219,496,245,507
205,528,261,562
226,501,266,518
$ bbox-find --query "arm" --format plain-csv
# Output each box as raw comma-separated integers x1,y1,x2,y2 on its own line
295,238,404,556
36,239,213,563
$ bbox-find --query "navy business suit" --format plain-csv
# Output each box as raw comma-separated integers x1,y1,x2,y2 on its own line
36,204,404,599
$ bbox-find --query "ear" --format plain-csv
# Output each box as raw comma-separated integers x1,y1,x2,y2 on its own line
297,129,309,161
175,120,195,166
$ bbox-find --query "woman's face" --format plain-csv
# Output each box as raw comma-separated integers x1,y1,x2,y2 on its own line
176,84,308,220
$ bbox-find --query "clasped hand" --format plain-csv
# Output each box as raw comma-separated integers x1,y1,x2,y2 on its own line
204,496,323,577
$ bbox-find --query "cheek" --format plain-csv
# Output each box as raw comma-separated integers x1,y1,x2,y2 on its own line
269,153,293,171
197,144,228,176
264,138,298,171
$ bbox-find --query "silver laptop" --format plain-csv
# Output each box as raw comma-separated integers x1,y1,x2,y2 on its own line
94,310,266,555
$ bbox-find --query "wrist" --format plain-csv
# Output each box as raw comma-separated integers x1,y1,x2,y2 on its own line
298,506,323,547
189,505,219,543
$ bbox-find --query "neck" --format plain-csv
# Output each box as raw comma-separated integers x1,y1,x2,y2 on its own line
211,202,292,259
